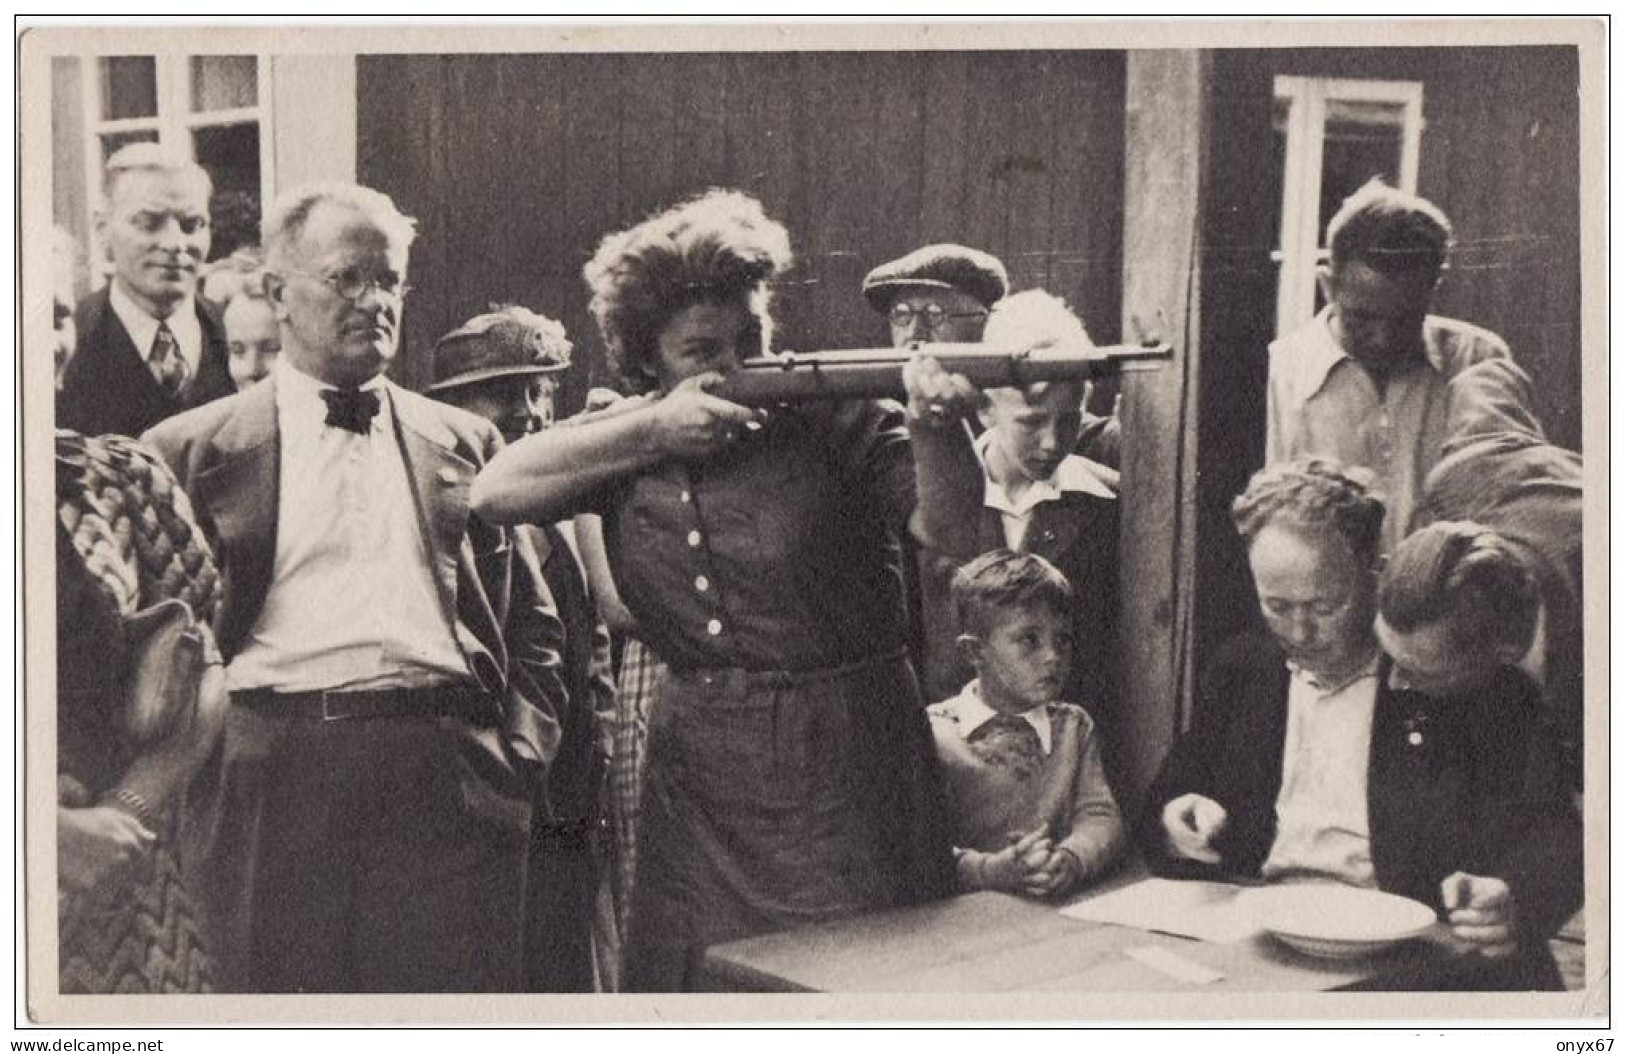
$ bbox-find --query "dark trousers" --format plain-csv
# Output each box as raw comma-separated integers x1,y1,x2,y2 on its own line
183,701,532,992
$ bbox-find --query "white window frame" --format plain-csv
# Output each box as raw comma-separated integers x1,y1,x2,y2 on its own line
79,54,275,266
1272,76,1424,337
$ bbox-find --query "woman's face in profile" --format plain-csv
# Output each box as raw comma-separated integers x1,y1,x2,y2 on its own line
650,297,766,393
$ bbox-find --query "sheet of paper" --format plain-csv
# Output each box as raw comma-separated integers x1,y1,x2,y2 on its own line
1059,877,1264,944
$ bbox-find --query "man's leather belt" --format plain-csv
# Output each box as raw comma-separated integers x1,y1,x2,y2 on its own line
230,685,496,724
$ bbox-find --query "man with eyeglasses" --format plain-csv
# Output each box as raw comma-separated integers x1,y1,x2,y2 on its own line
58,143,236,437
143,181,568,993
861,243,1005,347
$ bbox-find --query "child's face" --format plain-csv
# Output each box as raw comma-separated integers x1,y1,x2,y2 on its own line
984,381,1087,483
971,603,1073,714
223,296,281,391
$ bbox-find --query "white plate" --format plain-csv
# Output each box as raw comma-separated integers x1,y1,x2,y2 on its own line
1245,884,1438,960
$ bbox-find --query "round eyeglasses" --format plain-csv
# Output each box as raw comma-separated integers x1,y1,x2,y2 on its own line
281,266,411,302
887,302,988,331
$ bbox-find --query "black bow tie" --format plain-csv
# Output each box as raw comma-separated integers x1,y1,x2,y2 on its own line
320,388,381,435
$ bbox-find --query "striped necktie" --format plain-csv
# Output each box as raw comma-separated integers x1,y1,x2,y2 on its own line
149,321,190,398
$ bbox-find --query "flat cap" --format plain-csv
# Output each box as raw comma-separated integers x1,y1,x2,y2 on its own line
861,243,1009,312
428,305,573,393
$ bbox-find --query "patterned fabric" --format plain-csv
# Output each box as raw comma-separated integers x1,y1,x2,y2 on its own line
58,822,212,994
928,690,1125,880
55,429,219,994
606,637,664,952
967,714,1046,782
56,430,221,624
148,322,190,399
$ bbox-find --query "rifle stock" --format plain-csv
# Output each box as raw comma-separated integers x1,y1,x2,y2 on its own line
710,342,1171,406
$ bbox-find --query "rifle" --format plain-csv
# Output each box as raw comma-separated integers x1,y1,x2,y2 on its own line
709,341,1172,406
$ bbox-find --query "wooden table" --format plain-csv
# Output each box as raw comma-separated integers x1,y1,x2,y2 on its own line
700,888,1487,993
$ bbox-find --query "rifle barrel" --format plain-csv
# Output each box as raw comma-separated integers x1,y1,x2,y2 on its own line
711,342,1171,405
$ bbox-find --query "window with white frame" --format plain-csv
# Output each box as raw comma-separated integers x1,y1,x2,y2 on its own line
82,54,275,264
1270,76,1424,337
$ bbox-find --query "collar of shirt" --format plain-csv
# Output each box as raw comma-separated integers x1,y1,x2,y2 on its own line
1286,649,1382,698
273,355,391,444
974,430,1117,520
108,279,203,376
947,680,1054,754
1285,307,1451,403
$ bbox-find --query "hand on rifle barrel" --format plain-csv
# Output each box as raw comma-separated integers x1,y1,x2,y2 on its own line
903,352,983,429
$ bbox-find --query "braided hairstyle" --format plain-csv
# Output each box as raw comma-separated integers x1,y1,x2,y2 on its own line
56,431,221,624
1378,520,1537,654
1230,458,1387,569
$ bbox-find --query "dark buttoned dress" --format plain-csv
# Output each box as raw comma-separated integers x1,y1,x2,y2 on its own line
588,399,957,991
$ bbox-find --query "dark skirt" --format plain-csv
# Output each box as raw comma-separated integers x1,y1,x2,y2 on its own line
623,651,955,991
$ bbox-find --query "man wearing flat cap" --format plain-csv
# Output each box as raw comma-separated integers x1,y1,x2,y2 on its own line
862,243,1008,347
429,306,617,991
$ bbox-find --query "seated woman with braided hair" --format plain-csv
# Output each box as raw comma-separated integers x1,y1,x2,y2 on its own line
56,429,227,993
473,189,989,991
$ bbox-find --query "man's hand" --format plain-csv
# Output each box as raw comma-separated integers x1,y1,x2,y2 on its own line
650,373,761,460
58,805,155,896
1440,872,1519,959
902,353,982,429
1161,792,1228,865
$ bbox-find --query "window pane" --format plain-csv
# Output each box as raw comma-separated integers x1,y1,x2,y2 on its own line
1318,102,1406,246
192,122,261,259
190,55,258,112
100,128,160,167
99,56,157,120
1269,94,1291,256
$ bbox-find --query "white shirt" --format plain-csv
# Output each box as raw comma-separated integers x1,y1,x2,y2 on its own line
1261,654,1382,888
108,279,204,380
975,432,1118,550
940,680,1054,755
225,358,472,692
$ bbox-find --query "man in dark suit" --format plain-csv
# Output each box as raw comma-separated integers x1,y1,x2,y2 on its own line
1378,357,1585,796
1140,460,1580,988
59,143,235,436
144,182,567,993
426,305,616,992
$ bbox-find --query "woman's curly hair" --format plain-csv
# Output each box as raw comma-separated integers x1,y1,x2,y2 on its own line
583,189,794,393
1230,458,1387,569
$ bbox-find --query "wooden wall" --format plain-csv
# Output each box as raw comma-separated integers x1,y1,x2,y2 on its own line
354,51,1126,404
1192,45,1583,674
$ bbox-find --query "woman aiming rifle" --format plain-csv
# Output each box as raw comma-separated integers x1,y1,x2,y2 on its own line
473,190,986,991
